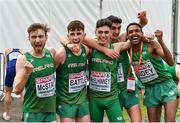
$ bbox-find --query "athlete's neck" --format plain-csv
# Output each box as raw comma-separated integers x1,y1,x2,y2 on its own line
30,49,45,58
132,43,141,53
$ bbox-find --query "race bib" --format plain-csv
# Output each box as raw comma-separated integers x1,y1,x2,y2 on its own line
127,77,135,91
136,60,158,83
69,71,87,93
90,71,111,92
35,73,55,98
117,63,124,83
9,52,21,61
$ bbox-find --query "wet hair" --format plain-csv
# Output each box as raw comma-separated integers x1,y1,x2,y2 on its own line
27,23,50,36
107,15,122,24
96,18,112,29
67,20,84,32
126,22,142,33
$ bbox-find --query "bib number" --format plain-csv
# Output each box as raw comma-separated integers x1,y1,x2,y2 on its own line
35,73,55,98
90,71,111,92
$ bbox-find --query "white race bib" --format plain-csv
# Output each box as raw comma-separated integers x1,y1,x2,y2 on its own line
117,63,124,83
69,71,87,93
35,73,55,98
136,60,158,83
90,71,111,92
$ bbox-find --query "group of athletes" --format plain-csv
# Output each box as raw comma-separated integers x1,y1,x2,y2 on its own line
2,10,180,122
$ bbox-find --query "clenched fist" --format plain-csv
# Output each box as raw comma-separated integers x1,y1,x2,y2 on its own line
138,10,147,19
67,43,80,53
154,30,163,42
24,61,34,75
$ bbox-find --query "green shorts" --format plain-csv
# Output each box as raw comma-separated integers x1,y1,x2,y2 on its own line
24,112,56,122
144,79,178,107
136,78,145,89
119,89,139,109
56,101,89,118
89,98,124,122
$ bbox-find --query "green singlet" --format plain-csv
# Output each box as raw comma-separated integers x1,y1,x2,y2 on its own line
24,48,56,113
56,45,88,105
132,42,172,86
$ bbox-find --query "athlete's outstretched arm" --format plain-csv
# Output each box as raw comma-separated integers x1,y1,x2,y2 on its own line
83,37,119,59
113,40,131,53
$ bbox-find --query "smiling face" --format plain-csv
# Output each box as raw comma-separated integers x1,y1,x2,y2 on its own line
95,25,111,46
29,29,47,54
127,24,143,45
67,29,85,45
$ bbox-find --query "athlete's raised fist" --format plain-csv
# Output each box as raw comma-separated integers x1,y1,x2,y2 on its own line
24,61,34,75
154,30,163,42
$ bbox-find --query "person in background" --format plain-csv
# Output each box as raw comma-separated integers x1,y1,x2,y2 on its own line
165,64,180,95
3,48,23,121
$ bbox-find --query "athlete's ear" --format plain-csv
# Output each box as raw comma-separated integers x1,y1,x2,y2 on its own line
141,32,144,37
95,29,98,37
94,29,97,35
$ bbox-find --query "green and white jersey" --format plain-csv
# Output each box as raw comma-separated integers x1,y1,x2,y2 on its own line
56,45,87,105
117,50,132,90
132,42,172,86
89,43,119,100
24,48,56,113
113,39,132,90
164,63,176,80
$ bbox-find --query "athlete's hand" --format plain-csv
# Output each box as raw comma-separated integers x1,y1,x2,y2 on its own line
154,30,163,43
67,43,80,53
24,61,34,75
138,10,148,27
144,33,155,42
103,48,119,59
138,10,147,19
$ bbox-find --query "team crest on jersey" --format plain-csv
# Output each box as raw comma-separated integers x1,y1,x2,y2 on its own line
82,53,86,56
142,51,147,55
46,54,51,57
68,54,71,58
30,59,34,62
